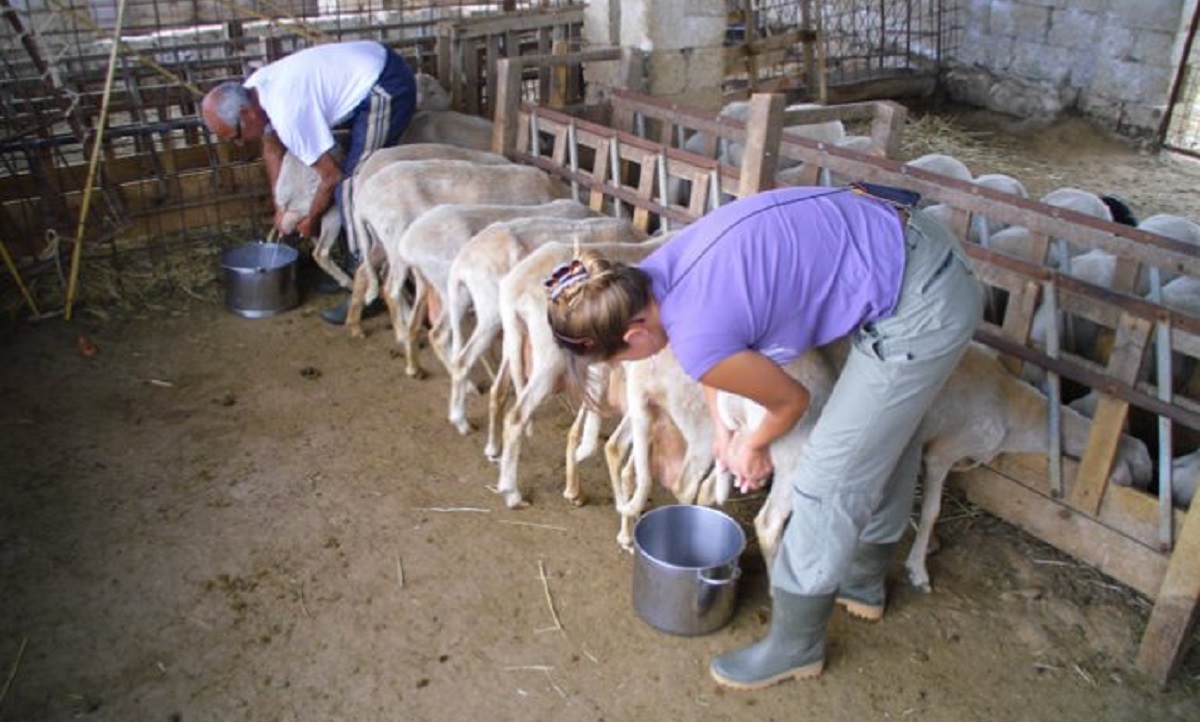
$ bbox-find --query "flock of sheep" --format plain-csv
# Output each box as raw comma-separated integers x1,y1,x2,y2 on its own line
267,84,1198,596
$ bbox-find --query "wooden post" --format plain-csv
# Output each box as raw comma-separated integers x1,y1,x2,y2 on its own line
869,101,907,159
492,57,522,156
737,93,785,198
1070,313,1153,515
435,21,455,110
1136,499,1200,684
549,39,569,109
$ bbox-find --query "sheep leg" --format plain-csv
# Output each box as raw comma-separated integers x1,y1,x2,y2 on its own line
616,455,641,551
312,224,352,289
346,262,371,338
754,476,794,583
448,317,500,435
494,366,559,508
604,416,636,550
401,271,429,380
905,457,953,594
484,355,511,461
562,405,591,507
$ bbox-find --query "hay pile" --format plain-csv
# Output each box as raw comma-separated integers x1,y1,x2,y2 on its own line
0,226,257,325
899,111,1088,195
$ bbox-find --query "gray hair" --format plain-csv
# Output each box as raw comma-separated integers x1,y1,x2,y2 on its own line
203,80,252,129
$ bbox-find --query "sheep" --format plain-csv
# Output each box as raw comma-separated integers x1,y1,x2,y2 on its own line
669,100,847,204
1038,187,1115,266
400,110,494,152
388,199,598,380
347,160,565,351
712,347,839,573
603,347,721,550
715,341,1152,593
274,151,347,288
490,236,665,509
414,72,451,112
445,214,645,436
1168,449,1200,509
903,342,1153,592
774,135,880,189
903,152,972,184
968,173,1029,247
923,172,1028,250
1136,213,1200,288
338,143,512,299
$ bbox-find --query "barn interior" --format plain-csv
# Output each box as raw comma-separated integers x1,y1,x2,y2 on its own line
4,1,1200,719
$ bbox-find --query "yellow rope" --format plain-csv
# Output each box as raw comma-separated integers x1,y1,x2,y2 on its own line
64,0,127,321
0,241,40,316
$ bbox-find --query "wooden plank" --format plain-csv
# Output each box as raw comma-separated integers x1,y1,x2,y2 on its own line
492,57,522,156
956,465,1169,598
1136,499,1200,684
736,93,784,198
1072,313,1154,514
989,452,1184,548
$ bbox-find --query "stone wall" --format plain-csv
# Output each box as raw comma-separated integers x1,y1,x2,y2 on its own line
944,0,1194,140
583,0,726,111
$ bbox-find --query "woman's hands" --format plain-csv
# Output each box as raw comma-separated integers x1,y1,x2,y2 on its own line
723,432,773,494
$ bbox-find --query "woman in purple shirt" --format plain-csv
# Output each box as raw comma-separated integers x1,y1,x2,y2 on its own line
545,185,982,690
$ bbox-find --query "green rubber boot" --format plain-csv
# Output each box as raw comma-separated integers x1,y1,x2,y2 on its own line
835,541,898,622
709,590,834,690
320,296,351,325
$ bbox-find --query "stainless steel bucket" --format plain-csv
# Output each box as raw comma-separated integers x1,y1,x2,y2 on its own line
220,242,300,318
632,505,746,636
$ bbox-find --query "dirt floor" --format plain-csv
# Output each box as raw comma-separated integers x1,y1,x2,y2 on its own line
4,106,1200,722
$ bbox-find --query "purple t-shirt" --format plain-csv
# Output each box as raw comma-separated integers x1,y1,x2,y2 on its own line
639,187,906,381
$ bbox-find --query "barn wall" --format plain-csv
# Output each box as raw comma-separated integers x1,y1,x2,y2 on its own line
943,0,1192,139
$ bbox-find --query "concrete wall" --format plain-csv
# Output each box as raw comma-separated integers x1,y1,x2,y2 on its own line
583,0,727,110
944,0,1194,140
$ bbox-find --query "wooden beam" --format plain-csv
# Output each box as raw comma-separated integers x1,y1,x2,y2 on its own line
1137,499,1200,684
956,465,1168,598
736,93,784,198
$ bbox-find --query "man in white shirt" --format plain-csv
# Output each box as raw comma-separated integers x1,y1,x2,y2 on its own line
202,41,417,323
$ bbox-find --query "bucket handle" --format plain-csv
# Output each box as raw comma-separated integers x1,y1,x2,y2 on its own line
694,564,741,614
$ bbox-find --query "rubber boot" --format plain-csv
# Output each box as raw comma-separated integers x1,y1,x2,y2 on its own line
835,541,898,622
709,590,834,690
320,295,351,325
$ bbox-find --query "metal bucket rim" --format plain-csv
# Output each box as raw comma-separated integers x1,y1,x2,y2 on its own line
220,241,299,273
632,504,746,572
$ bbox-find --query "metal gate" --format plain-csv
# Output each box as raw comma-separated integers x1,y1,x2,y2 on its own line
1164,1,1200,156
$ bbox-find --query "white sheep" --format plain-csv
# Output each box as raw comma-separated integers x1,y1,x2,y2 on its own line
968,173,1029,247
715,341,1152,593
603,347,721,550
347,159,564,356
389,199,597,380
414,72,451,112
340,143,512,304
1136,213,1200,288
444,214,644,436
400,110,494,152
1039,187,1115,266
490,236,665,509
904,342,1152,592
713,347,839,573
274,151,346,287
903,152,972,183
670,100,847,204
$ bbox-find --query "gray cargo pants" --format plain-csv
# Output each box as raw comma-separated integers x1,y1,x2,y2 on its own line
772,208,984,596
